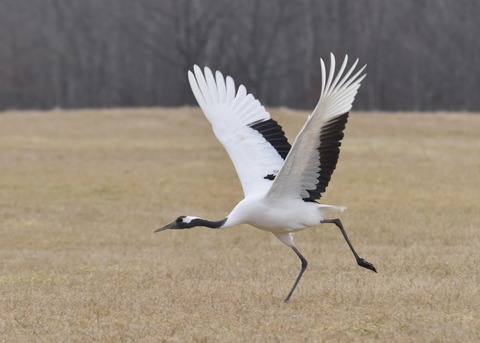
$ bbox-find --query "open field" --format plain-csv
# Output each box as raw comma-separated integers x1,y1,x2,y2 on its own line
0,108,479,342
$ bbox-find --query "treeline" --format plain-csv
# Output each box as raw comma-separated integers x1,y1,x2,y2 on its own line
0,0,478,111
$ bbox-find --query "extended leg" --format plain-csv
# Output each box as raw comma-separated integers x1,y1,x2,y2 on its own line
321,219,377,273
284,246,308,302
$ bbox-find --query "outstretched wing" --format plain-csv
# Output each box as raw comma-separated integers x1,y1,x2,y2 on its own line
267,54,365,202
188,66,291,197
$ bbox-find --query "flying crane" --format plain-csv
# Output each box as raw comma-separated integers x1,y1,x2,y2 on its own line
156,54,377,302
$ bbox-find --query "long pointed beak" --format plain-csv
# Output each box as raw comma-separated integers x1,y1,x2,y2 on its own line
154,221,178,233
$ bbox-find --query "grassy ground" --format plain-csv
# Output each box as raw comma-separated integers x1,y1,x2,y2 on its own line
0,108,479,342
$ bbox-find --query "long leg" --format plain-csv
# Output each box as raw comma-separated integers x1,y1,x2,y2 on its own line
321,219,377,273
284,246,308,302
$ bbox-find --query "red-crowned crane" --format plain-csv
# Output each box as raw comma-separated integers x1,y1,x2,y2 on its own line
156,54,376,302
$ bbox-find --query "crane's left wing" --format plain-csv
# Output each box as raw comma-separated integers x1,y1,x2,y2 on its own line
267,54,365,202
188,66,291,197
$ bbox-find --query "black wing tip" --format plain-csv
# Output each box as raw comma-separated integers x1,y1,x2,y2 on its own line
302,112,349,202
249,118,291,160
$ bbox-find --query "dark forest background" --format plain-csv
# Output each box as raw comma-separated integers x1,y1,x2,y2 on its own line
0,0,478,111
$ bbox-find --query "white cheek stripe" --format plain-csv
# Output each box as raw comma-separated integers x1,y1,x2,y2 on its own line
183,216,199,223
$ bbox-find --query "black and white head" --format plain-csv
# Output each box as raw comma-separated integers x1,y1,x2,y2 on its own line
155,216,227,232
155,216,199,232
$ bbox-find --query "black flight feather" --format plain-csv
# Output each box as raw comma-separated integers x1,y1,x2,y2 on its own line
249,118,291,160
302,112,349,202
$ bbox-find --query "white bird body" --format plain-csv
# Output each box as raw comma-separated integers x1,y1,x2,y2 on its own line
157,54,376,301
225,196,345,233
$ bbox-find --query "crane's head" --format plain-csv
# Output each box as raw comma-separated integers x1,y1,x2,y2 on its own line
154,216,198,232
155,216,227,232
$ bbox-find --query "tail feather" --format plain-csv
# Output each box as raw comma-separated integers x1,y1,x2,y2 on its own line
318,204,346,214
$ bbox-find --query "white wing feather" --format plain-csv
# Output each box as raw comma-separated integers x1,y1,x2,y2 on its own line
267,54,366,201
188,66,287,197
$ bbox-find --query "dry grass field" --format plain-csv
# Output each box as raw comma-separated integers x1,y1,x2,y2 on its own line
0,108,479,342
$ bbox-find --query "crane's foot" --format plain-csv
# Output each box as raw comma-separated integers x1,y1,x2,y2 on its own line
321,219,377,274
357,258,377,272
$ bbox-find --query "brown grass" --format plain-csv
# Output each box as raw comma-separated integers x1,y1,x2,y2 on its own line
0,108,479,342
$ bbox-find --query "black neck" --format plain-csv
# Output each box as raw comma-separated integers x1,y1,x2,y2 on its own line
187,218,227,229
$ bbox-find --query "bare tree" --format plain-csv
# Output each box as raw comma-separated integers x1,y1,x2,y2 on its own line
116,0,233,105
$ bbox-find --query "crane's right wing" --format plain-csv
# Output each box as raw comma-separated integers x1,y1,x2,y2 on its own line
188,66,291,198
267,54,365,202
